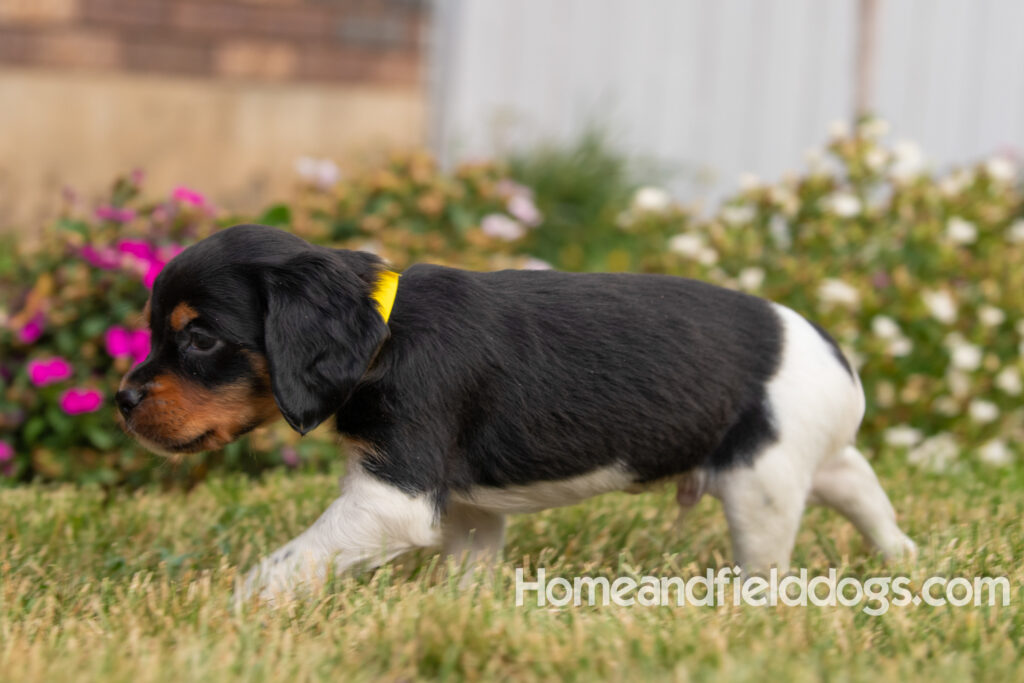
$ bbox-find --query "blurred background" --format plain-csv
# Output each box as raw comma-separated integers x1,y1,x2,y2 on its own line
3,0,1023,232
1,0,1022,486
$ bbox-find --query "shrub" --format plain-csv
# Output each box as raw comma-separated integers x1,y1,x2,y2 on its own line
1,118,1021,487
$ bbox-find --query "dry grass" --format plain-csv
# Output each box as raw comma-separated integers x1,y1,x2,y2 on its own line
1,456,1021,681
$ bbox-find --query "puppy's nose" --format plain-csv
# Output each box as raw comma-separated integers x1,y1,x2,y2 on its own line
115,387,146,418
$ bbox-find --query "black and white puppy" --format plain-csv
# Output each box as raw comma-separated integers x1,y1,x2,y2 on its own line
116,224,915,601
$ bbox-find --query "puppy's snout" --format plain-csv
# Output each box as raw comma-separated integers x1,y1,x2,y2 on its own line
115,387,146,418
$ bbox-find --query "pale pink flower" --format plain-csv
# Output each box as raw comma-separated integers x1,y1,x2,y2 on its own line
95,206,137,223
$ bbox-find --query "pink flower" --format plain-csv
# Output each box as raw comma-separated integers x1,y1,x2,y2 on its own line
81,245,121,270
481,213,526,241
281,446,300,468
143,260,165,289
116,239,156,262
172,186,207,207
0,440,13,463
507,194,543,227
59,388,103,415
105,326,150,365
27,357,73,386
18,313,45,344
95,206,137,223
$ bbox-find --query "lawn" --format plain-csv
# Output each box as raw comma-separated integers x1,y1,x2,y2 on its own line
1,454,1021,682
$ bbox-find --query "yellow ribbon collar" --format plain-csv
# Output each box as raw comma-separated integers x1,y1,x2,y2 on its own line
371,270,400,323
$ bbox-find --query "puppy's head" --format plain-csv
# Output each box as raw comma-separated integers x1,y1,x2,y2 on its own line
117,224,390,455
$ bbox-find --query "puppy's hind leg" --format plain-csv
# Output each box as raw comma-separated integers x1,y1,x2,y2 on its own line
712,445,811,574
441,502,506,588
675,469,708,523
808,446,916,562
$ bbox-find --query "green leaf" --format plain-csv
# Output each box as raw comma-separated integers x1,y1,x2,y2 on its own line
257,203,292,228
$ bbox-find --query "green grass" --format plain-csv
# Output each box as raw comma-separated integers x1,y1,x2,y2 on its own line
2,455,1021,682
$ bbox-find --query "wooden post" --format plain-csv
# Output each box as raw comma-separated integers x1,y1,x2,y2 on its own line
854,0,880,117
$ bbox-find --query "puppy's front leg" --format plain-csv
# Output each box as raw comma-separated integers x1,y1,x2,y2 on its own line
237,464,441,604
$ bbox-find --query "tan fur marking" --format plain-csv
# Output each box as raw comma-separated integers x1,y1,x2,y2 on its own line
170,302,198,331
126,351,280,454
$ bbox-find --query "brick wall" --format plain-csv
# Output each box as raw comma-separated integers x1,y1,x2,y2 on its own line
0,0,426,86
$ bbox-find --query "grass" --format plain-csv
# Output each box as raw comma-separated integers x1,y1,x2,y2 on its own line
1,455,1021,682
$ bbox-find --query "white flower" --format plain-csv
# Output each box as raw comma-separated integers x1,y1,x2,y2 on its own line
697,246,719,266
978,440,1013,467
668,233,704,259
859,117,890,139
979,305,1006,327
940,168,974,196
632,186,672,214
720,204,756,226
1007,219,1024,244
888,337,913,357
818,279,860,308
948,339,982,371
922,290,957,324
825,192,862,218
933,396,960,417
480,214,525,241
968,399,999,424
738,267,765,291
828,119,850,139
946,217,977,245
985,157,1017,184
884,425,923,448
875,381,896,407
995,366,1022,396
520,257,552,270
907,434,959,472
507,195,542,227
769,215,792,249
872,315,902,340
946,369,971,398
865,148,888,173
890,141,925,181
804,148,830,175
769,186,798,216
737,173,761,191
295,156,340,189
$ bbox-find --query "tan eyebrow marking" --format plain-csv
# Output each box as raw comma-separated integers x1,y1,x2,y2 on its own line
141,298,152,326
170,302,199,331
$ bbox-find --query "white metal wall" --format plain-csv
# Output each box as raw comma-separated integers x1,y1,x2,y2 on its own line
430,0,1024,206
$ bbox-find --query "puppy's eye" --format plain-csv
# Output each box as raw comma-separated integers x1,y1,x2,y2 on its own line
188,331,219,353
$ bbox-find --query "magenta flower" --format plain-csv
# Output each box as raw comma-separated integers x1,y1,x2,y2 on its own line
81,245,121,270
143,260,165,289
95,206,137,223
116,239,156,262
27,357,73,386
59,388,103,415
172,186,207,207
18,313,45,344
0,440,13,463
105,326,151,365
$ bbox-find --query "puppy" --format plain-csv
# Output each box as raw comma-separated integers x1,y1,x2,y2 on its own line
117,224,915,601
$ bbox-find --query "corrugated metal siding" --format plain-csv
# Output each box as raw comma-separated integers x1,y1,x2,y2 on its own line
431,0,1024,206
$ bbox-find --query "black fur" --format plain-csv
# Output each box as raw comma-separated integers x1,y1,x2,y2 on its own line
145,224,787,504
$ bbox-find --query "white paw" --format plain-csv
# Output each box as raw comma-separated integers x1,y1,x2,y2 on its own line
880,533,918,563
235,542,330,606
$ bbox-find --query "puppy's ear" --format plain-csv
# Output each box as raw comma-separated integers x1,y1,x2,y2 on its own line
262,251,389,434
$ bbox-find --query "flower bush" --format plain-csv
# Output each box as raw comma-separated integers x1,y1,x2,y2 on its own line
1,118,1021,486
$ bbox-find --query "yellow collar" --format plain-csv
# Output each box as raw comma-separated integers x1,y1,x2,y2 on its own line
371,270,400,323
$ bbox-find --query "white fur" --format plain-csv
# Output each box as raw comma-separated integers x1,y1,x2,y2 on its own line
239,304,914,601
238,462,441,603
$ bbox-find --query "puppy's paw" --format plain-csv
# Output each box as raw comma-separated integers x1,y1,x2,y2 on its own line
880,533,918,564
234,542,330,606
